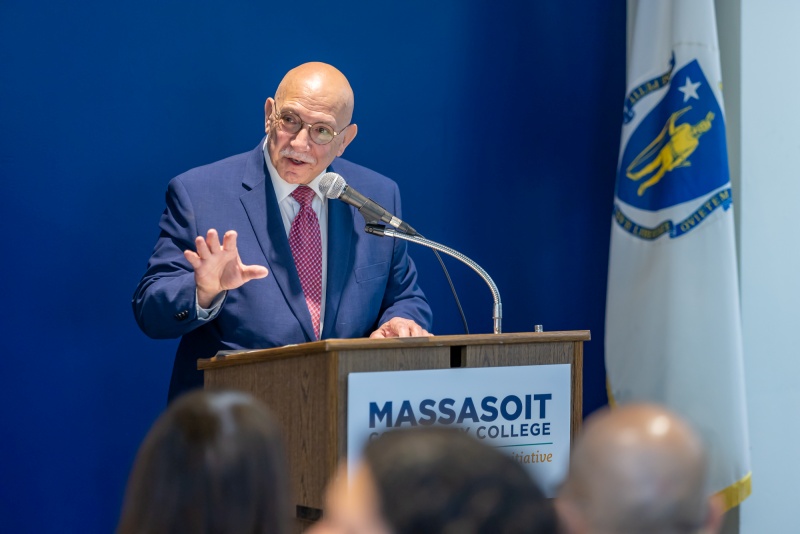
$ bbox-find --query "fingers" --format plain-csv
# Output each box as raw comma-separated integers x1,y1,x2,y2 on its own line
184,249,202,269
395,322,411,337
195,229,232,260
370,318,431,339
369,329,385,339
392,319,431,337
206,228,221,252
195,234,212,259
190,229,267,287
407,322,430,337
242,264,269,280
221,230,238,252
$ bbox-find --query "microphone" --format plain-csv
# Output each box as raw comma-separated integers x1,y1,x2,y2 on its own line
319,172,418,236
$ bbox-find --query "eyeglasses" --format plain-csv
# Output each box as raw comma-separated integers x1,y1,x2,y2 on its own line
272,108,349,145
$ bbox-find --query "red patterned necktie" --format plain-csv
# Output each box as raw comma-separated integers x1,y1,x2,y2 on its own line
289,185,322,339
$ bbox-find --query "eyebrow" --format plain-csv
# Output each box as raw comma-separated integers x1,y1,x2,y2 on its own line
279,107,337,128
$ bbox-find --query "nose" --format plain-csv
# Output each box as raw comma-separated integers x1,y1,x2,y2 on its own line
290,124,313,149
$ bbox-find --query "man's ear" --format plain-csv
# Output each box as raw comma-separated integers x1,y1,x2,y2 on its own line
702,495,725,534
336,124,358,157
264,98,275,133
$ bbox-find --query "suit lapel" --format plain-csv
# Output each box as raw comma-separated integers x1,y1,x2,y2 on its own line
321,194,355,338
240,143,316,341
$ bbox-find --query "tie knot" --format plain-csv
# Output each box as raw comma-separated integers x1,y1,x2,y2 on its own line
291,185,316,208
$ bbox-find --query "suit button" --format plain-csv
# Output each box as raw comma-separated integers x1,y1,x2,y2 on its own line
174,310,189,321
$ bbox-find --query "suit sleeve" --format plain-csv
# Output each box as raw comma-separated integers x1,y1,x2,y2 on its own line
375,181,433,331
131,177,227,339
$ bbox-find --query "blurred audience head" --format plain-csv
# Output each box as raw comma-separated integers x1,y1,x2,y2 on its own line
557,403,723,534
117,389,289,534
312,426,558,534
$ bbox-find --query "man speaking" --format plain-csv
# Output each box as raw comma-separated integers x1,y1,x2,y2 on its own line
133,62,432,400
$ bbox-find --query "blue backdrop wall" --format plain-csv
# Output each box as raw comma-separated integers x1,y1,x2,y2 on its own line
0,1,625,532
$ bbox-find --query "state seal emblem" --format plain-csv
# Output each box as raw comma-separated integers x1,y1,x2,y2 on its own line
614,58,733,240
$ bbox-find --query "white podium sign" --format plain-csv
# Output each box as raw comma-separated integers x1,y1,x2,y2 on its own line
347,364,571,496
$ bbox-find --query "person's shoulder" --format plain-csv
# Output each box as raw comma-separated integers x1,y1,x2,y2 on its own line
171,144,261,188
330,157,399,194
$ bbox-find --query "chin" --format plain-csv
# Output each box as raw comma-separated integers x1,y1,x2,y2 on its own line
278,166,314,185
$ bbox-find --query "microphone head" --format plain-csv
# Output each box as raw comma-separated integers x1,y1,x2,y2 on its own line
319,172,347,199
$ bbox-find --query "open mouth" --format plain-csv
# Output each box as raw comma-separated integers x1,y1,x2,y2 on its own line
288,157,308,166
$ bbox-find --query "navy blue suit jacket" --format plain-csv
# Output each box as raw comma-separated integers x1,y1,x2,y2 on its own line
133,142,432,400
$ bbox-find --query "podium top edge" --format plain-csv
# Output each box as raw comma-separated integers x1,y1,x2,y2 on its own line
197,330,591,370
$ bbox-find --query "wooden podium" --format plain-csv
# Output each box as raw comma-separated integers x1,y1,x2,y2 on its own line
198,330,589,529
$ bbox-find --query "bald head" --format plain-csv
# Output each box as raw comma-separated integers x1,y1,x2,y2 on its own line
275,62,355,125
264,62,358,185
558,404,717,534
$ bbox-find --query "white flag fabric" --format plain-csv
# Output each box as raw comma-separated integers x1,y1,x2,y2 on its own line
605,0,751,510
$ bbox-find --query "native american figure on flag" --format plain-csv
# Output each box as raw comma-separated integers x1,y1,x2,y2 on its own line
626,106,715,196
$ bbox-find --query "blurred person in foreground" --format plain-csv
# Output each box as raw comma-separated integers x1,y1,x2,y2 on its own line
310,427,558,534
117,390,289,534
557,403,724,534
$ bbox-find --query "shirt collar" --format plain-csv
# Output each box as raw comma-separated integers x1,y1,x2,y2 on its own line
263,137,326,203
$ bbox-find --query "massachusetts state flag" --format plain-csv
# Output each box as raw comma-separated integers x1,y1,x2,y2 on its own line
605,0,751,509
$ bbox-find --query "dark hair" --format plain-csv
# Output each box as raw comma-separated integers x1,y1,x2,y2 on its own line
362,427,558,534
117,390,289,534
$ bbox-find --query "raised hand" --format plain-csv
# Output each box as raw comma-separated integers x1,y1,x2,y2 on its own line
369,317,431,339
184,229,269,308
